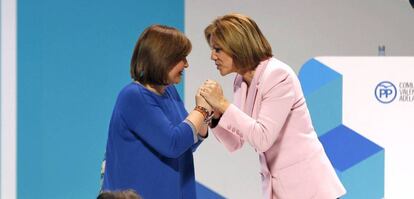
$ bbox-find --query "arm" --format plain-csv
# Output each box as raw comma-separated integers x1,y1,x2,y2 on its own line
218,74,295,152
189,89,212,152
119,89,197,158
211,123,243,152
200,80,244,152
191,136,203,152
186,87,212,138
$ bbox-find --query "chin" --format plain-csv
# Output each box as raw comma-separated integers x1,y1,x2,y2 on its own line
174,78,181,84
219,70,230,76
168,79,180,85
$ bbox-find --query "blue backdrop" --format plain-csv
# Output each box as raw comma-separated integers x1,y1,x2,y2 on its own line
18,0,185,198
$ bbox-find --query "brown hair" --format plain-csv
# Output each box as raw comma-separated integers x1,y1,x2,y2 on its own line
97,189,142,199
204,13,272,73
130,25,191,85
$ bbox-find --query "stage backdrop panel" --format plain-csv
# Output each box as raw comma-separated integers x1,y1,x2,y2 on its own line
299,56,414,199
17,0,187,198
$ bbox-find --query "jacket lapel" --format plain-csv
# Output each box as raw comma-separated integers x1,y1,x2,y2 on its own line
244,59,270,117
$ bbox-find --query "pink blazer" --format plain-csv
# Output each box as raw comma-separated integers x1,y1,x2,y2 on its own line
212,58,346,199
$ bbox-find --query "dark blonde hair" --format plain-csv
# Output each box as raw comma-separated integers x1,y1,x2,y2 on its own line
130,25,191,85
204,13,272,73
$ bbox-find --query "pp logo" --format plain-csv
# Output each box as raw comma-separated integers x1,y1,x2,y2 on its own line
375,81,397,104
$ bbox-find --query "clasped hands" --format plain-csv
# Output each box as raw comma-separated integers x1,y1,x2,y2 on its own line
196,80,230,119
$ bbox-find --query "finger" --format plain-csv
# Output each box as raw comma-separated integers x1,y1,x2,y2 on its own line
205,79,217,85
197,87,202,93
203,81,212,87
201,84,210,89
203,80,210,85
211,81,220,88
203,85,213,92
199,91,206,98
199,87,207,95
203,82,215,88
200,88,212,97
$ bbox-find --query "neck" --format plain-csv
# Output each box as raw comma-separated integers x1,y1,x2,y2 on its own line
146,84,166,95
135,81,166,95
241,70,255,86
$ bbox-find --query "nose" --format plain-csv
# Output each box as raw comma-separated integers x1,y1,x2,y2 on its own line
183,58,189,68
210,50,217,61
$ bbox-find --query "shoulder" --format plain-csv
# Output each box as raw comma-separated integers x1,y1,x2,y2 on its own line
119,83,143,98
261,58,296,83
115,82,151,106
260,58,298,92
265,58,296,80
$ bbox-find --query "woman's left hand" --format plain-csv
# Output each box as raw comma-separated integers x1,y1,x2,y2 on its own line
200,80,230,113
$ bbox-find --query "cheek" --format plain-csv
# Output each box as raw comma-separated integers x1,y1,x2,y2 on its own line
223,55,232,64
171,67,181,75
226,60,234,68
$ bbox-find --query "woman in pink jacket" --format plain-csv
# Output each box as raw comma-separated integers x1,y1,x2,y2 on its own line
199,13,346,199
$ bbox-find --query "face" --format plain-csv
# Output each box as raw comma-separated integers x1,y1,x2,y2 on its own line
167,58,188,84
209,36,237,76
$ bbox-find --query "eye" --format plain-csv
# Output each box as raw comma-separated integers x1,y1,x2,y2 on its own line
213,47,222,53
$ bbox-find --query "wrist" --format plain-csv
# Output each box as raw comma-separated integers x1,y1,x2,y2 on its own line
213,111,222,119
194,106,214,124
209,116,221,128
219,99,230,113
198,126,209,139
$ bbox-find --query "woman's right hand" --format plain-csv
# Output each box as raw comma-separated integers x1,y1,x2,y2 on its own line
196,88,213,113
200,80,230,114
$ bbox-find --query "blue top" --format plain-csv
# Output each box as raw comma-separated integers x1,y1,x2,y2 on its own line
103,82,202,199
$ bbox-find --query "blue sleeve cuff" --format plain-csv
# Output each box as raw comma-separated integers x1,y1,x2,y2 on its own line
184,119,198,144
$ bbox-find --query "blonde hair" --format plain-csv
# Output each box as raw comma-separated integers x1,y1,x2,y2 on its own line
204,13,272,73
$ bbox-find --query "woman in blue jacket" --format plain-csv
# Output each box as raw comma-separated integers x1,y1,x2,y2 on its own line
102,25,213,199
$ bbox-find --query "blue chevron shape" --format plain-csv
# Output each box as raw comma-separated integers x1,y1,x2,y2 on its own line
299,58,342,96
196,182,225,199
318,124,383,172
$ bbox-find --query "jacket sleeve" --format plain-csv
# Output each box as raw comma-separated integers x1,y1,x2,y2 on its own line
211,124,244,152
119,89,195,158
217,70,295,153
191,137,203,152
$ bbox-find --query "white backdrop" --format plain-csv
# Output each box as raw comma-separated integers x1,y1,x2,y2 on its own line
316,57,414,198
